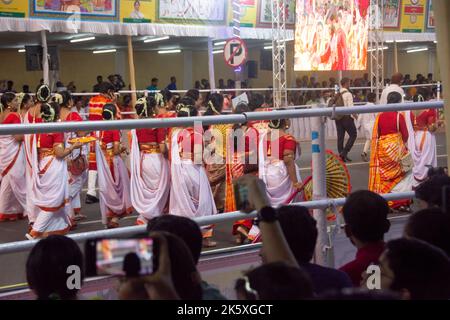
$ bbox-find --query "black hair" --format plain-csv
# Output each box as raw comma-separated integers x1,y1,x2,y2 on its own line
21,93,32,108
234,101,250,114
160,89,173,106
387,91,402,104
242,262,313,300
135,96,156,118
176,96,197,117
26,235,84,300
98,82,115,94
385,238,450,300
204,93,223,116
57,91,72,108
415,173,450,209
405,208,450,257
163,233,202,300
343,190,390,243
367,92,376,103
269,118,288,130
102,103,117,120
276,206,317,263
340,77,350,86
41,102,60,122
1,92,16,109
248,93,264,111
147,215,202,264
185,89,200,102
122,253,141,277
151,77,158,82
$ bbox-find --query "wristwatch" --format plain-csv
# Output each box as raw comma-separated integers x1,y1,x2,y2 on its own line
256,206,278,225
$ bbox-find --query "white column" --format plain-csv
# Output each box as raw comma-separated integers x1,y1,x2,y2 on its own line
427,49,435,76
41,30,49,86
183,50,193,90
207,38,216,91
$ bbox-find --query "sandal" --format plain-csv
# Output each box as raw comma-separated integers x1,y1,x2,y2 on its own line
73,214,87,221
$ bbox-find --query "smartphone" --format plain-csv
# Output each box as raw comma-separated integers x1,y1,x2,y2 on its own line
85,237,158,277
234,182,250,211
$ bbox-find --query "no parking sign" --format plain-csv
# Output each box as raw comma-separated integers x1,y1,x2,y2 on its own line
223,38,248,68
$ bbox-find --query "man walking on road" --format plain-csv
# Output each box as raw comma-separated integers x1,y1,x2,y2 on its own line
335,77,357,162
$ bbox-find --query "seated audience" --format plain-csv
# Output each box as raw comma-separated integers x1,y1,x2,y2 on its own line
378,238,450,300
404,208,450,256
276,205,352,294
26,235,84,300
147,215,226,300
235,262,313,300
340,190,390,286
415,172,450,210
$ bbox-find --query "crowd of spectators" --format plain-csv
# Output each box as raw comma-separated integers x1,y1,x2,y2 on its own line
23,168,450,300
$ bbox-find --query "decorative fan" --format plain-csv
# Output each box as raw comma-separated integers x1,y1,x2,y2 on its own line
302,150,352,220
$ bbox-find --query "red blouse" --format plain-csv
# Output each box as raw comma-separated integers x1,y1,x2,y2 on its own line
378,111,409,143
101,130,120,147
412,109,437,130
64,111,83,122
178,127,203,156
3,112,21,124
136,128,165,144
266,134,297,160
38,132,64,149
28,112,42,123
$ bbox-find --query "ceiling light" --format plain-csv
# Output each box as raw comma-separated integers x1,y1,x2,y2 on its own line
143,36,170,43
264,45,273,50
433,41,437,43
158,49,181,54
214,41,226,46
93,49,116,54
385,40,394,43
18,49,26,53
70,36,95,43
367,46,388,52
396,40,412,43
406,47,428,53
213,50,224,54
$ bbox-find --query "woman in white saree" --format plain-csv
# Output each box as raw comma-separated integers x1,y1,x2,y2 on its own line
96,103,132,229
26,102,83,239
130,97,170,225
169,99,217,247
0,92,27,222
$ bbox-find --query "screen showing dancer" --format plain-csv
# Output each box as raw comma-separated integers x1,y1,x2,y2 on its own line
294,0,369,71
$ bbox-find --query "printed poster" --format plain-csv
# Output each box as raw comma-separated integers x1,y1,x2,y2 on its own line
31,0,119,20
0,0,28,17
157,0,227,25
401,0,426,33
383,0,401,29
121,0,155,23
257,0,295,27
426,0,434,29
227,0,257,27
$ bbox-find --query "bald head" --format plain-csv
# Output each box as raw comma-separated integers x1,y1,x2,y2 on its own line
391,73,403,85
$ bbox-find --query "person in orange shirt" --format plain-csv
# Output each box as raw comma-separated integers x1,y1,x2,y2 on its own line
86,82,115,204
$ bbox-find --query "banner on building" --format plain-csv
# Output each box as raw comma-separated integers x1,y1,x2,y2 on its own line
31,0,119,21
156,0,227,25
0,0,28,17
383,0,402,29
425,0,434,29
257,0,295,27
401,0,426,33
121,0,154,23
227,0,257,27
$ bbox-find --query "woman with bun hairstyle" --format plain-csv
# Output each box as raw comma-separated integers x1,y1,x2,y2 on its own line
0,92,27,222
26,102,83,239
95,103,132,229
169,97,217,247
411,91,439,186
130,96,170,225
56,91,89,222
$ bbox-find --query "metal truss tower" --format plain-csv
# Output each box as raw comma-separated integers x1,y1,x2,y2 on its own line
271,0,288,109
369,0,384,102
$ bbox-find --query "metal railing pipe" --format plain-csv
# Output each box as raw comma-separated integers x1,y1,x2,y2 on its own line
0,102,443,136
0,191,415,255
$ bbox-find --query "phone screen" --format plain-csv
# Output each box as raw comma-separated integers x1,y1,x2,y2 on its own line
234,183,249,211
95,238,154,276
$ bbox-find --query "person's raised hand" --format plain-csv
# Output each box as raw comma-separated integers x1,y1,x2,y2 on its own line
234,174,271,213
